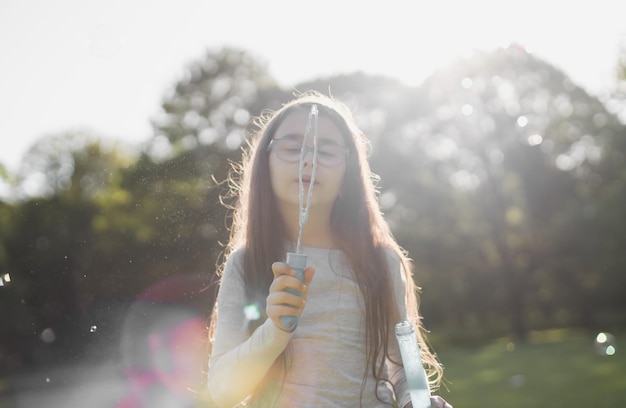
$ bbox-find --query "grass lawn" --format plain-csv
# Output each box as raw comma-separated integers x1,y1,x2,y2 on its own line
436,328,625,408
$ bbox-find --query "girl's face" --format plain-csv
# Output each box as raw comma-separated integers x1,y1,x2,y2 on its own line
268,109,348,216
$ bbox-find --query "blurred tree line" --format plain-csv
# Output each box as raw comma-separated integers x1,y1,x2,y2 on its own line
1,45,625,375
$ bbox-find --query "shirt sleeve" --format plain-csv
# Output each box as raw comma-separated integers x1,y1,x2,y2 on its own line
384,249,412,408
207,249,293,408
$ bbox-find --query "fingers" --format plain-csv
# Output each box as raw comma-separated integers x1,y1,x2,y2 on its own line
271,261,294,279
267,290,306,313
267,263,315,331
270,263,313,297
303,266,315,287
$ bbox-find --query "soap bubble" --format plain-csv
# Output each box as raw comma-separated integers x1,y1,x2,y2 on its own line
509,374,526,388
595,332,616,356
40,328,56,343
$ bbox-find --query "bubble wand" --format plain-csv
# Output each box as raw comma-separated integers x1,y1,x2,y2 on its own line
280,104,318,331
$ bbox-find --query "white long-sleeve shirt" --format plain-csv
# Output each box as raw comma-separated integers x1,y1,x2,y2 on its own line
208,245,412,407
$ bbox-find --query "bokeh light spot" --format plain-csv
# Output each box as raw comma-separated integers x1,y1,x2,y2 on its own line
244,304,261,321
527,134,543,146
506,207,524,225
509,374,526,388
595,332,617,356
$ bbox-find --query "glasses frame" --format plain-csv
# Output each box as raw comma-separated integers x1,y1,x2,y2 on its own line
267,137,350,167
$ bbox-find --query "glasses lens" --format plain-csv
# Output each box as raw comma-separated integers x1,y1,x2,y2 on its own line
273,140,346,166
316,146,345,166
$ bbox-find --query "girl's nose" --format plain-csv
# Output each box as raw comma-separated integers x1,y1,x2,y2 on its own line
301,150,314,167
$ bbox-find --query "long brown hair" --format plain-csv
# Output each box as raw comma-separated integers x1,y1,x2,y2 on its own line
210,91,442,402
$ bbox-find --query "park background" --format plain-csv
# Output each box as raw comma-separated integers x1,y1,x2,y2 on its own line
1,1,626,407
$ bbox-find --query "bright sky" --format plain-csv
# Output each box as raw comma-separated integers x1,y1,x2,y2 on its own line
1,0,625,174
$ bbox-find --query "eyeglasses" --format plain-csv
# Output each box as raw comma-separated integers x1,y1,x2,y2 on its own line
267,137,349,167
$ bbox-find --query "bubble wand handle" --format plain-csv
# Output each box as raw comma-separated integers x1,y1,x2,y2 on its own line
279,104,318,332
279,252,308,331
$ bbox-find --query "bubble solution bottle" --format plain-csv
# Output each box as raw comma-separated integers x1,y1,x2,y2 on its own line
395,320,432,408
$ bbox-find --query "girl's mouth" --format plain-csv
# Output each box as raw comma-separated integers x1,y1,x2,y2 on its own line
295,176,315,184
294,179,318,189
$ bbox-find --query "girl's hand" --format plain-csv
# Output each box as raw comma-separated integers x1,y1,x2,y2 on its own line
266,262,315,332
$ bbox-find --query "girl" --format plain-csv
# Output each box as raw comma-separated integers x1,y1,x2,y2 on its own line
207,91,450,407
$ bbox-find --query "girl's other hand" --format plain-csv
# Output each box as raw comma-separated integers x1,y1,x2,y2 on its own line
266,262,315,332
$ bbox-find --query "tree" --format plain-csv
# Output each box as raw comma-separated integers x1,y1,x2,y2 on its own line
372,45,626,340
149,46,279,157
1,132,136,368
